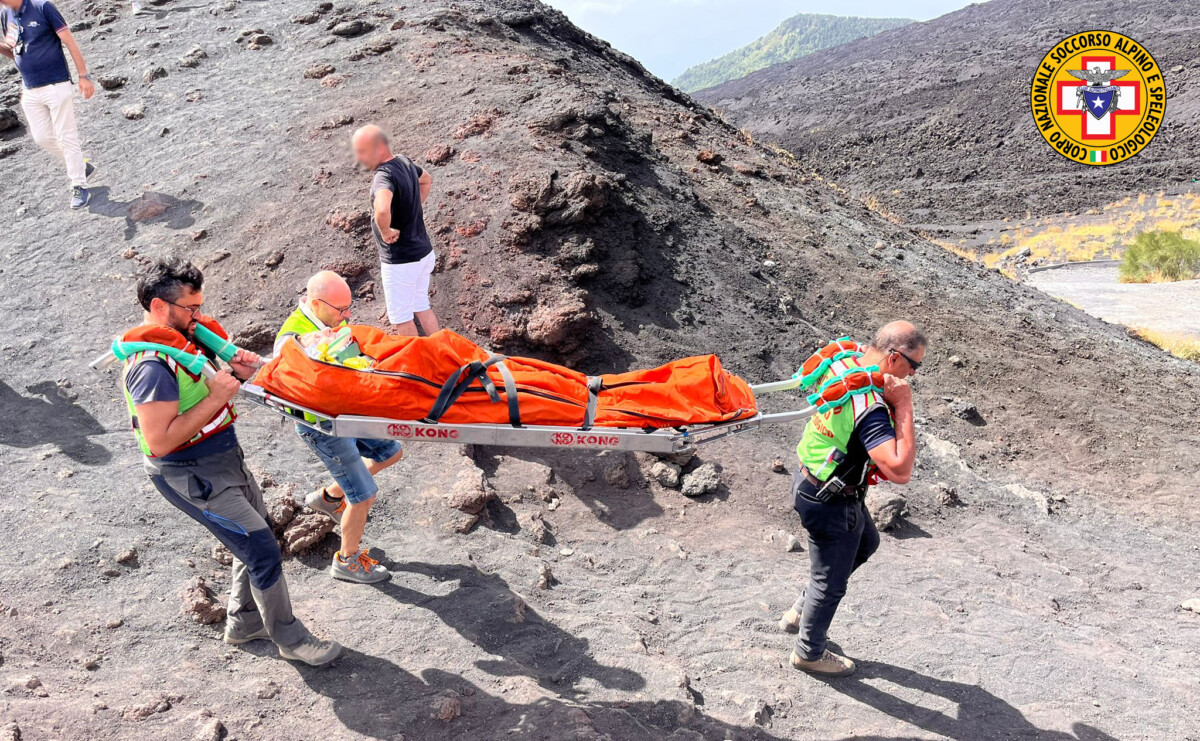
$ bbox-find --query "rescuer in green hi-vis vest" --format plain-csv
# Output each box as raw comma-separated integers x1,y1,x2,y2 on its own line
274,271,403,585
122,258,341,666
780,320,926,678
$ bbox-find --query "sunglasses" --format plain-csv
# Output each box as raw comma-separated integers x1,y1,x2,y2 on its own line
166,300,203,319
892,349,922,372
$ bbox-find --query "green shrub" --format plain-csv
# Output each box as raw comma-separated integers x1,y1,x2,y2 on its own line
1118,230,1200,283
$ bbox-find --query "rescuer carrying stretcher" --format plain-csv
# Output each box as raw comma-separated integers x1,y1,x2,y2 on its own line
779,321,926,678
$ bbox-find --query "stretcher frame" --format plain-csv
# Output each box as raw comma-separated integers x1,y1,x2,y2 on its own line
239,378,815,454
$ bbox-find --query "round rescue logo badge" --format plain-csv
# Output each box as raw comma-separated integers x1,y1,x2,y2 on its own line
1030,31,1165,166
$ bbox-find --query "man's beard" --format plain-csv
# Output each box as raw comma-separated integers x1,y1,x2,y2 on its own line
183,321,217,360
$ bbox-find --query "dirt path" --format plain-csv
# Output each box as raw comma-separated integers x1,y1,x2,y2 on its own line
1029,264,1200,340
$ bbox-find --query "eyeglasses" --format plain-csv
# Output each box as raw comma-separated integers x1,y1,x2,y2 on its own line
166,300,203,319
892,349,922,373
316,298,352,315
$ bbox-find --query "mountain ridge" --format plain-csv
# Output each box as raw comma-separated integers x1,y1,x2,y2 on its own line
673,12,913,93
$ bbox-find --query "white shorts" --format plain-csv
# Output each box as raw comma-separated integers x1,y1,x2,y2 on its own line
380,251,436,325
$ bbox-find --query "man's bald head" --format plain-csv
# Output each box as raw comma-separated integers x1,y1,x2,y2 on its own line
872,321,926,355
352,124,392,169
306,271,353,326
868,320,927,379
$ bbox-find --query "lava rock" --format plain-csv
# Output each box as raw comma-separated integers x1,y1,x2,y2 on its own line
128,192,172,221
786,534,803,552
282,513,336,554
266,496,298,535
949,398,982,422
771,458,787,474
178,46,208,69
1181,598,1200,614
949,355,965,368
0,144,18,159
326,206,371,234
603,461,630,489
867,490,908,530
180,577,225,625
97,75,127,90
247,34,273,50
121,694,172,721
0,107,19,132
536,562,553,590
292,11,320,24
143,66,168,84
331,19,374,38
115,547,138,565
681,463,721,497
932,483,960,506
304,63,336,79
649,460,681,488
445,466,493,514
431,693,461,722
425,144,455,165
193,718,225,741
122,103,147,120
697,149,724,165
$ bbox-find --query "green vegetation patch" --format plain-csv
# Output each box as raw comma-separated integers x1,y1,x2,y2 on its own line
1119,230,1200,283
673,14,912,93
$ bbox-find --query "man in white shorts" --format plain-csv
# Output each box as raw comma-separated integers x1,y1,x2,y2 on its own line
352,124,440,336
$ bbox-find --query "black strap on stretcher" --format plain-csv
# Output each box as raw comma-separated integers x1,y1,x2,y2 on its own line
582,376,602,430
424,354,523,427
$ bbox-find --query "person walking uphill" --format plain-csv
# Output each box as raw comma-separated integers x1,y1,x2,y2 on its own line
122,258,341,666
0,0,96,208
351,124,440,337
274,271,403,584
779,321,926,677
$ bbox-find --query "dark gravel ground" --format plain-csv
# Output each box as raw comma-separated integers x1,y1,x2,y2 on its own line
1,1,1199,739
697,0,1200,230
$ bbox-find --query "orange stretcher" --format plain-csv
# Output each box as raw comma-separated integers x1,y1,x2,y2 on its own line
241,327,816,454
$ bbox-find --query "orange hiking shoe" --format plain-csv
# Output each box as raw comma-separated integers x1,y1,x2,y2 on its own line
330,549,390,584
305,487,346,520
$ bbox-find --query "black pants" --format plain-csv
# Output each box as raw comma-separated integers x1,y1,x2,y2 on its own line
791,467,880,660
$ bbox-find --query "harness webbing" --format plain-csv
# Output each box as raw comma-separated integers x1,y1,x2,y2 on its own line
582,376,603,430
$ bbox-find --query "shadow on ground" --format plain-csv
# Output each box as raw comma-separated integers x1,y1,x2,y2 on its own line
293,646,793,741
373,559,642,697
0,380,111,464
830,659,1120,741
85,187,202,239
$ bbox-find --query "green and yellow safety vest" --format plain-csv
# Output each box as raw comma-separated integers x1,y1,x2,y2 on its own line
123,350,236,458
795,354,888,482
274,303,347,423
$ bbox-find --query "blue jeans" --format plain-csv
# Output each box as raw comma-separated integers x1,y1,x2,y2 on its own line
791,467,880,660
296,424,402,504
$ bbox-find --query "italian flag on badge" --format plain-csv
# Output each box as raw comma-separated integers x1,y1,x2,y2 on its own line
1089,149,1108,164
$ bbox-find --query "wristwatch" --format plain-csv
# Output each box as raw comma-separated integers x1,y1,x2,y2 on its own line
81,73,93,81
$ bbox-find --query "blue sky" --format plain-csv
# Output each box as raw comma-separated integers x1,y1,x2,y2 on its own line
543,0,978,81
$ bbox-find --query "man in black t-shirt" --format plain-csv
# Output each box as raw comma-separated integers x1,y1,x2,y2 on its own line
352,124,440,336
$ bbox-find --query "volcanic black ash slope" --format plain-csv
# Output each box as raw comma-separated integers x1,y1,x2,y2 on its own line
1,0,1198,511
697,0,1200,227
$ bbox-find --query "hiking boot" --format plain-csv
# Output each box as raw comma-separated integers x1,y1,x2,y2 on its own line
331,549,390,584
791,649,855,677
278,635,342,666
70,186,90,209
305,487,345,520
84,160,95,179
779,588,806,633
224,624,270,645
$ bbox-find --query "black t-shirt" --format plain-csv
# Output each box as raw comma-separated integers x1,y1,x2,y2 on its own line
371,155,433,265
